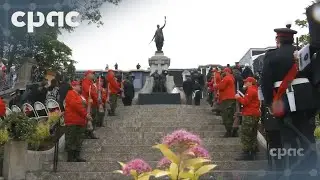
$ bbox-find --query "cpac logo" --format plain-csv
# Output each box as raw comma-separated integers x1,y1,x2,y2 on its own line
11,11,80,33
270,148,304,159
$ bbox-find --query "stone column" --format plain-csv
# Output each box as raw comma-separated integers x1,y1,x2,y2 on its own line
3,141,28,180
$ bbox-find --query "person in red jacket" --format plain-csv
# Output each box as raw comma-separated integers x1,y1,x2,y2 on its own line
0,97,6,119
106,70,121,116
64,81,92,162
96,76,106,127
81,70,98,139
235,77,261,160
213,67,236,137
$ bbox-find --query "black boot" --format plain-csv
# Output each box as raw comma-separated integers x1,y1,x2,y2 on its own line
67,151,76,162
221,130,232,138
231,128,239,137
86,131,98,139
74,151,86,162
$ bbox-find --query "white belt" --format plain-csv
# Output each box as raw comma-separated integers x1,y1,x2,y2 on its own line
274,78,309,88
273,78,309,112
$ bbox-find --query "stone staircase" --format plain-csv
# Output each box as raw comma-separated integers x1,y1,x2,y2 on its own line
26,104,269,180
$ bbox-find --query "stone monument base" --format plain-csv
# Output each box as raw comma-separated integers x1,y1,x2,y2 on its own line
138,93,181,105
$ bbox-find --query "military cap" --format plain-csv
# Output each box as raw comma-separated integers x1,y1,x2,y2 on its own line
274,24,297,38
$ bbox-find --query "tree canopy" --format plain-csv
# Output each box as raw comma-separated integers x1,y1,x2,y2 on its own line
0,0,121,80
295,0,319,46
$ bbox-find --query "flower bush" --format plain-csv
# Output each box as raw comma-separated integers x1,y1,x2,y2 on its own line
0,112,37,143
115,129,216,180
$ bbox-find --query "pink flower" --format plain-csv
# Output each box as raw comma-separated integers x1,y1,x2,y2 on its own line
122,159,152,176
157,157,172,169
162,129,202,148
188,146,210,159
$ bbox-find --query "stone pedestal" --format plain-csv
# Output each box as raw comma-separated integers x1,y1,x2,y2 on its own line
15,58,37,88
3,141,28,180
148,52,170,75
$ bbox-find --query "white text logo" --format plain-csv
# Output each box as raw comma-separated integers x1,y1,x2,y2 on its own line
11,11,80,33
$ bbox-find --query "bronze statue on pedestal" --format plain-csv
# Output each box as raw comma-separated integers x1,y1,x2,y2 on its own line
150,16,166,53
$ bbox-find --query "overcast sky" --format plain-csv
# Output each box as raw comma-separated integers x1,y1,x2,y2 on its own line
58,0,311,71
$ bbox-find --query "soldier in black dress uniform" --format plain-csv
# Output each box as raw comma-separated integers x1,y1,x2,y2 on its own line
260,46,284,177
261,24,318,180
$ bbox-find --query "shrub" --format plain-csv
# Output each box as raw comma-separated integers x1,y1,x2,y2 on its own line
0,112,37,142
115,129,216,180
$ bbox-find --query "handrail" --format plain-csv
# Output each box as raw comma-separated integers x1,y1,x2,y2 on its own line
53,117,62,172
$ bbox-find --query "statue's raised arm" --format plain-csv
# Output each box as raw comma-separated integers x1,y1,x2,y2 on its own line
161,16,166,29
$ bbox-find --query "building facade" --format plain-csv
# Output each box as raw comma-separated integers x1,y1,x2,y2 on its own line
239,47,276,72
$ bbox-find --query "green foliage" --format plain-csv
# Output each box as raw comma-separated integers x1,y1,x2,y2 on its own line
27,122,50,150
0,0,123,77
314,127,320,139
294,1,318,46
0,112,37,141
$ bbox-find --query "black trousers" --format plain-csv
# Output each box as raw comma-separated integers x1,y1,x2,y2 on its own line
194,91,201,106
122,97,133,106
279,110,317,180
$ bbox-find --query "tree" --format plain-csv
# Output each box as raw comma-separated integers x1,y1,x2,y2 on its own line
295,0,319,46
0,0,122,78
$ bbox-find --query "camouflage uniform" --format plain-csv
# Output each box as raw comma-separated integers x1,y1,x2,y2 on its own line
65,125,85,161
109,94,118,115
240,116,259,152
220,99,236,132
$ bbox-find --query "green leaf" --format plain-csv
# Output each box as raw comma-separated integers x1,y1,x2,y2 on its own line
155,170,171,178
195,164,217,177
118,161,125,168
169,163,179,180
138,173,151,180
113,170,123,174
183,158,210,168
152,144,179,164
179,171,194,179
130,170,138,178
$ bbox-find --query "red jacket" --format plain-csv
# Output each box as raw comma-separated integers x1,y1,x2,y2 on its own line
0,98,5,117
208,71,221,90
236,85,261,117
64,90,88,127
214,74,235,101
82,78,98,107
106,70,120,94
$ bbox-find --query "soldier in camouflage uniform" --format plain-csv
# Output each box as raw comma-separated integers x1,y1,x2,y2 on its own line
64,81,92,162
213,68,236,137
235,77,260,160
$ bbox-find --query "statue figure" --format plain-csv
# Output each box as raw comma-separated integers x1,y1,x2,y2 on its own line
114,63,118,70
136,63,141,70
105,64,109,70
159,70,168,92
150,16,166,53
151,70,160,92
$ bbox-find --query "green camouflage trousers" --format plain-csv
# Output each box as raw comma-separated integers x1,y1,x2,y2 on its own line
65,125,85,151
91,106,98,127
240,116,259,151
109,94,118,114
220,99,236,132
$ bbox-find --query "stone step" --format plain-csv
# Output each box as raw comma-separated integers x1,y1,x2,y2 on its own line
41,160,268,172
106,121,223,128
105,114,219,120
56,151,267,162
96,125,227,133
95,130,226,139
82,137,241,146
81,144,244,153
27,170,278,180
